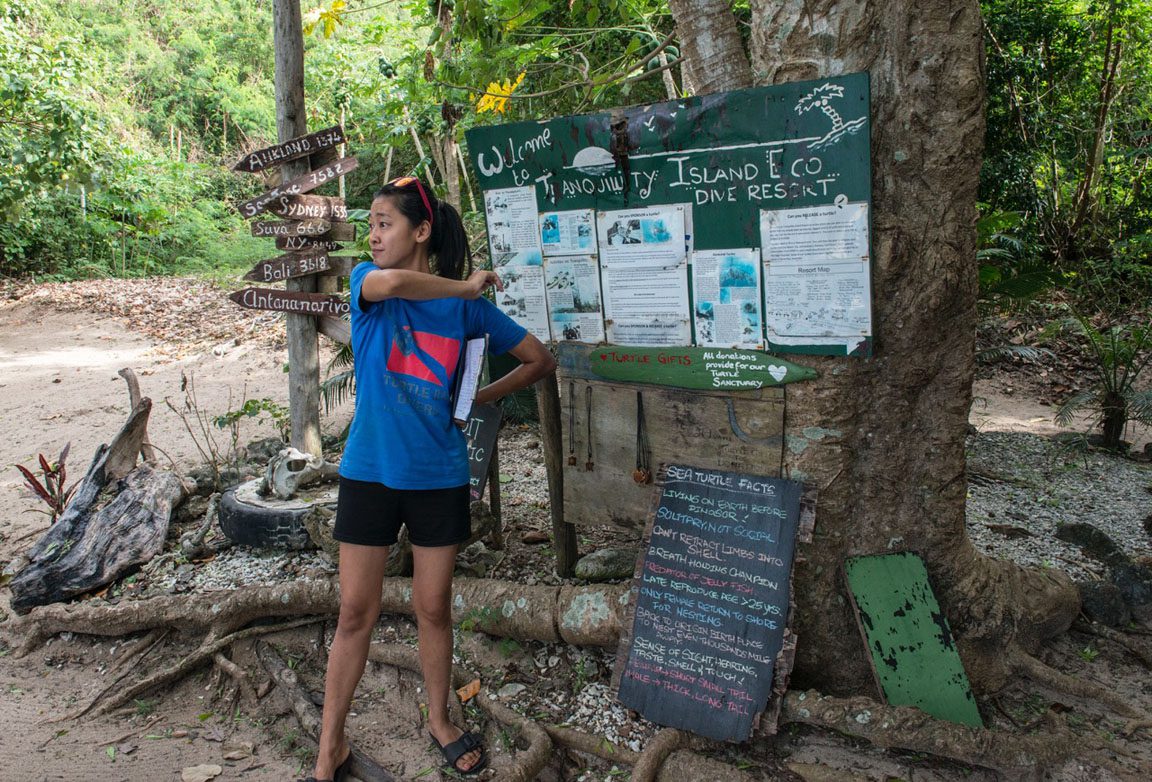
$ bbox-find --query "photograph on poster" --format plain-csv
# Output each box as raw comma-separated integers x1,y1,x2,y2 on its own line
540,209,597,256
494,264,551,341
597,205,687,267
544,255,605,343
692,249,763,349
485,186,544,266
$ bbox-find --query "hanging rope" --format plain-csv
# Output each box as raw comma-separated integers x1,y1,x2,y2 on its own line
633,390,652,484
584,385,594,471
567,381,577,466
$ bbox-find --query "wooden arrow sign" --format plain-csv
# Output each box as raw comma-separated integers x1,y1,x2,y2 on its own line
276,236,344,252
233,125,345,173
237,156,358,218
251,219,331,238
589,346,817,390
243,253,332,283
229,288,350,317
266,194,348,222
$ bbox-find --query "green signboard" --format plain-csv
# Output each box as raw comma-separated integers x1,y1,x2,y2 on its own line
844,553,983,728
465,73,872,357
588,345,816,389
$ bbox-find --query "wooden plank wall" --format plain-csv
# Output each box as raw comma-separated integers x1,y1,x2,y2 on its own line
559,344,785,528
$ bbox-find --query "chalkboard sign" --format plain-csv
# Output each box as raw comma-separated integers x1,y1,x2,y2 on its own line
615,465,810,742
463,403,502,502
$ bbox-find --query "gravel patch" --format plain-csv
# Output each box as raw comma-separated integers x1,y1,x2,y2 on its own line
966,431,1152,580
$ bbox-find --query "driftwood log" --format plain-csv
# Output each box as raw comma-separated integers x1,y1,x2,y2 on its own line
9,399,185,614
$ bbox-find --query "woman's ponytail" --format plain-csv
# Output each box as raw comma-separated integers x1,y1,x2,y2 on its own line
429,200,469,280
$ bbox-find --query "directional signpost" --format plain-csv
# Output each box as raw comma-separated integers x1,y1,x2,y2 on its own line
265,194,348,222
250,219,332,237
232,125,345,173
229,288,350,317
237,156,358,218
229,126,357,349
243,253,333,283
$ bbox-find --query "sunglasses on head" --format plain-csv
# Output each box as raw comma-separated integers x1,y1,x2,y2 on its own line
386,176,433,226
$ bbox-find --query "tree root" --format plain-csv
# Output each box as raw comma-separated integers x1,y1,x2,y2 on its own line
541,723,759,781
632,728,683,781
777,688,1150,779
1074,619,1152,669
85,617,320,717
7,577,627,657
366,642,553,781
541,723,640,765
256,641,396,782
213,650,256,703
1007,644,1140,718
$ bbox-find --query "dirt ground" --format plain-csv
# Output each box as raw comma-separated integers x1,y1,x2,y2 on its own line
1,281,1151,781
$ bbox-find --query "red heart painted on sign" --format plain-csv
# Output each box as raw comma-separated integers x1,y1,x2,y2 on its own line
599,354,607,360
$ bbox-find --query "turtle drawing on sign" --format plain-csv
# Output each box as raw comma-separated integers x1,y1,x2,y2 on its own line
797,83,868,150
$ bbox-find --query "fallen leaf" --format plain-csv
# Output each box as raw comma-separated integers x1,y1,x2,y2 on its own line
204,724,226,742
181,764,223,782
456,678,481,703
117,742,138,755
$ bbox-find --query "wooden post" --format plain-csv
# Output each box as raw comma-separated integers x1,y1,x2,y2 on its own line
486,442,503,549
338,105,346,200
536,373,577,576
273,0,323,457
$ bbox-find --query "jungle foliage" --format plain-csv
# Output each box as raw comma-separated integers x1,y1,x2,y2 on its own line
2,0,1150,317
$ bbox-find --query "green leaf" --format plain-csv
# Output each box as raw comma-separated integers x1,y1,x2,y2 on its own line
585,6,600,26
106,746,116,760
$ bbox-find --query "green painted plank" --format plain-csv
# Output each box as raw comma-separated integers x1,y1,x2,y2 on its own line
582,345,817,390
843,553,983,728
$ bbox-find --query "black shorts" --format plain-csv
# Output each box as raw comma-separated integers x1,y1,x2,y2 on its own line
334,476,471,548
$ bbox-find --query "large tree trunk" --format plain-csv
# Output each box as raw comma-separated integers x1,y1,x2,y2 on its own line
664,0,1079,695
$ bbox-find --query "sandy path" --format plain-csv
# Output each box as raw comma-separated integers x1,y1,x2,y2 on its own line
0,298,341,781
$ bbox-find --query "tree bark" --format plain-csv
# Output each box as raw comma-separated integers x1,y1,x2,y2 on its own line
273,0,323,457
657,0,1081,696
666,0,751,94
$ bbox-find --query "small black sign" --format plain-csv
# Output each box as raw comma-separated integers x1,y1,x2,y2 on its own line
463,403,502,502
615,464,803,742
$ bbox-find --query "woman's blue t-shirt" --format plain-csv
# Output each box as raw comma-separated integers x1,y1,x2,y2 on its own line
339,262,527,489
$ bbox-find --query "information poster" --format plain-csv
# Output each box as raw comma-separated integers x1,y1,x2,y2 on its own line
602,262,690,347
598,206,686,267
544,255,605,343
760,203,872,339
540,209,597,256
484,186,550,340
691,249,763,349
616,465,803,742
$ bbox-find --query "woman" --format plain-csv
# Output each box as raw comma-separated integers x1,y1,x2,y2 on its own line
304,176,555,780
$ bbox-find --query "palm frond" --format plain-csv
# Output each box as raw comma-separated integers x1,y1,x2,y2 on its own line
320,369,356,415
1055,390,1098,427
976,345,1055,364
1126,389,1152,426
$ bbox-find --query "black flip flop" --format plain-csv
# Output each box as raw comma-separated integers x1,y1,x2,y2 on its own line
430,730,488,776
298,747,352,782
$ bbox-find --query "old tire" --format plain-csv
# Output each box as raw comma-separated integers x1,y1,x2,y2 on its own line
218,478,336,550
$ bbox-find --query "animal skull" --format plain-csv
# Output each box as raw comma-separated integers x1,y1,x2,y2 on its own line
263,447,339,500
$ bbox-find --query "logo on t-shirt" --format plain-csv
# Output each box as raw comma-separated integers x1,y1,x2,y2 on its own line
386,325,460,386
